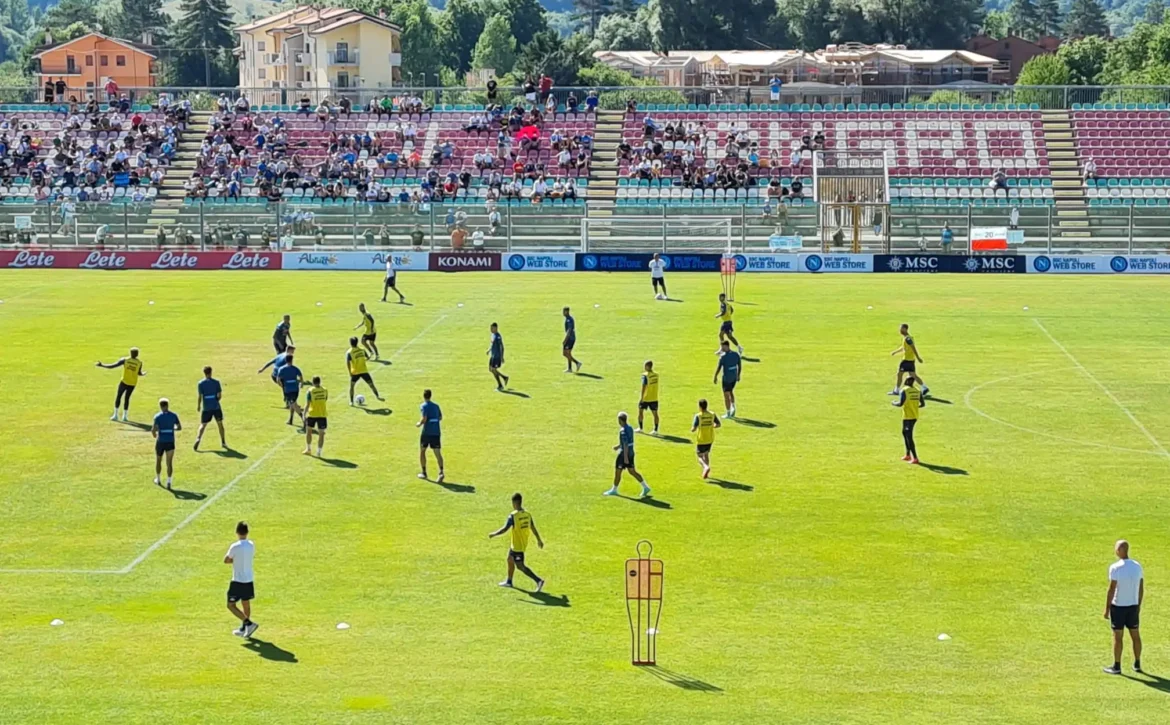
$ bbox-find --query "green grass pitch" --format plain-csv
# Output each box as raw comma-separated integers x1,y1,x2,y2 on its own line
2,270,1170,723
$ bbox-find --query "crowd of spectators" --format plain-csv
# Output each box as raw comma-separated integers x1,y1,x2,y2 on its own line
1,94,186,203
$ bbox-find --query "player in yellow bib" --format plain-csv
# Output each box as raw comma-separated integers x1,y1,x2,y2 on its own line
637,360,660,434
890,323,929,396
690,398,722,478
346,336,385,405
892,376,924,464
353,303,381,360
303,376,329,457
96,347,146,421
488,492,545,592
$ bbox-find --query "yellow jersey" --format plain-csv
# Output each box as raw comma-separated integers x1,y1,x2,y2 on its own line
348,346,369,375
306,386,329,418
719,301,733,321
641,371,659,402
509,510,533,552
903,335,918,361
694,410,717,445
122,357,142,386
901,387,922,420
362,313,376,335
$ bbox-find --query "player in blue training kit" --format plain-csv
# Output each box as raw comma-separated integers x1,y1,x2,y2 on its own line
195,365,227,450
275,355,305,427
272,315,294,353
714,340,742,418
603,412,651,498
416,389,445,482
488,322,510,390
562,307,582,373
257,346,296,390
151,397,182,490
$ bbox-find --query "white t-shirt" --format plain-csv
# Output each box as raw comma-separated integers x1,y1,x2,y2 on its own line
1110,558,1143,606
649,259,666,278
227,539,255,583
385,259,395,277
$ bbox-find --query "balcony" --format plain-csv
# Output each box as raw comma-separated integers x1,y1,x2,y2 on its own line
294,52,312,66
39,67,84,76
265,53,285,65
327,49,359,66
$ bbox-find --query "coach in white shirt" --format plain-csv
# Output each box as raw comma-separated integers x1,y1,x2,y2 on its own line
225,521,259,639
1103,539,1144,675
649,252,667,299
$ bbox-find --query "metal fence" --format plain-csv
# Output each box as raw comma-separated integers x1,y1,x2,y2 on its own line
7,200,1170,255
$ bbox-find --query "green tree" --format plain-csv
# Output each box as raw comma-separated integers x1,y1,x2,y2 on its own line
574,0,612,35
654,0,775,50
110,0,172,46
1015,53,1071,106
1008,0,1041,38
1145,0,1166,25
171,0,236,86
981,9,1011,37
498,0,548,47
591,12,652,50
1056,34,1110,84
513,29,587,84
471,13,518,74
1063,0,1109,38
1036,0,1061,36
438,0,487,73
41,0,99,29
867,0,982,48
392,0,445,83
783,0,834,50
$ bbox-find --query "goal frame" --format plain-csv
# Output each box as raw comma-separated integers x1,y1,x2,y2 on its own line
580,215,734,254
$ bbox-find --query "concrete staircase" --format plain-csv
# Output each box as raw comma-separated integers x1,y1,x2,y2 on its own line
1041,109,1090,240
145,111,212,229
585,108,624,233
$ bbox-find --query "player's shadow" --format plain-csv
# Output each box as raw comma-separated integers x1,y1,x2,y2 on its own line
501,389,531,399
732,417,776,429
121,421,152,432
640,666,722,692
649,433,690,445
924,395,953,405
360,407,392,416
168,487,207,501
575,372,604,380
708,478,753,492
243,638,298,663
319,457,358,469
662,297,683,303
392,300,414,307
1123,673,1170,694
372,360,393,366
742,356,762,363
433,479,475,494
619,494,672,510
523,591,571,607
213,449,248,459
918,462,968,475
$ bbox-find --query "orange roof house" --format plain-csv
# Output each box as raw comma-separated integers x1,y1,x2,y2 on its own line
33,32,158,98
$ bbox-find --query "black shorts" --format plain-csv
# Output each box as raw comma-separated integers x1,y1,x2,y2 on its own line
616,452,636,470
420,433,441,449
273,339,288,354
509,550,526,564
306,417,327,430
696,443,712,454
722,380,737,393
351,372,374,385
639,400,659,411
201,409,223,424
155,440,175,456
1110,604,1140,631
227,580,255,603
490,356,504,369
899,360,917,374
283,390,299,406
385,275,397,287
652,277,666,289
720,321,734,334
362,333,377,343
563,336,576,351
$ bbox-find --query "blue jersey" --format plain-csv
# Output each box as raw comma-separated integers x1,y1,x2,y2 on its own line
490,332,504,358
268,352,291,377
618,423,634,453
273,320,290,343
718,351,741,383
564,315,575,336
420,401,442,436
154,411,180,443
277,364,302,393
198,378,222,412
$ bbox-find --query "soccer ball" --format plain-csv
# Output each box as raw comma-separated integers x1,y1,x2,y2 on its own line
655,293,665,300
355,394,366,406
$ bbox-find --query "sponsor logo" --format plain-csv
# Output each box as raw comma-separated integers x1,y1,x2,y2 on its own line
740,254,797,272
969,256,1016,271
295,252,340,267
878,255,1022,273
508,254,526,270
222,252,273,269
1111,256,1129,272
581,254,598,270
369,252,419,269
430,253,501,271
1032,255,1051,272
1115,255,1170,273
150,251,200,269
6,250,56,268
818,255,871,271
507,254,574,271
887,255,939,272
733,254,748,272
80,251,127,269
804,254,823,272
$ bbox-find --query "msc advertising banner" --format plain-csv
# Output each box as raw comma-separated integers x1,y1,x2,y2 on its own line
575,253,723,272
874,254,1026,273
504,253,576,271
429,252,501,272
282,251,430,271
798,253,874,273
1,249,282,270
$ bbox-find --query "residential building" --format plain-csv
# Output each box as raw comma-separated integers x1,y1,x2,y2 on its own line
236,5,402,101
32,32,157,98
966,35,1060,84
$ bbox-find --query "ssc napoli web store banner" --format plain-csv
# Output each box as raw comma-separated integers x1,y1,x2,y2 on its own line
1104,255,1170,274
1026,254,1113,274
874,254,1025,274
799,253,874,273
281,251,430,271
733,254,801,272
504,253,576,271
575,253,722,272
2,249,282,270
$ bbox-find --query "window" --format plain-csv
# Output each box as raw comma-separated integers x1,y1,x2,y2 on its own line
258,68,266,80
337,72,349,88
86,81,94,89
100,55,108,67
85,55,93,66
257,41,266,52
66,55,77,72
116,55,126,67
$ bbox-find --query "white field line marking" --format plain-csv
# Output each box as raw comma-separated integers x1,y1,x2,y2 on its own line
963,368,1167,457
1033,318,1170,458
0,313,451,576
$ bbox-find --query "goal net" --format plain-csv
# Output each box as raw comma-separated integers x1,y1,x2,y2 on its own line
581,216,733,253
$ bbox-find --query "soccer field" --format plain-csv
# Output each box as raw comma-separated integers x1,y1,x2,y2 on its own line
2,270,1170,724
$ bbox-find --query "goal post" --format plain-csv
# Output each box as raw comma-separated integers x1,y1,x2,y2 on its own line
581,216,734,253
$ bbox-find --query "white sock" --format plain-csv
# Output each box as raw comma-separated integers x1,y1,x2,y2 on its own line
166,477,173,485
317,446,323,456
641,479,649,489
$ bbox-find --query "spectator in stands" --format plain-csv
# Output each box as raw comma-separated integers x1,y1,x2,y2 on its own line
539,74,553,102
567,93,579,114
557,147,572,170
1083,157,1098,182
235,95,250,113
643,115,657,139
545,94,557,115
990,168,1008,197
812,130,825,149
43,78,53,104
790,178,804,198
564,178,577,201
53,78,66,102
523,78,537,103
451,224,467,249
626,98,638,113
486,77,498,103
296,96,312,115
769,76,782,102
104,78,119,102
586,91,599,113
339,97,352,115
217,94,230,113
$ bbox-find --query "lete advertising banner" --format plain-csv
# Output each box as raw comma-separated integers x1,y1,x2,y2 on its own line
799,253,874,273
429,252,501,272
874,254,1025,274
282,251,430,271
1,249,282,270
733,254,801,272
576,253,723,272
504,253,576,271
